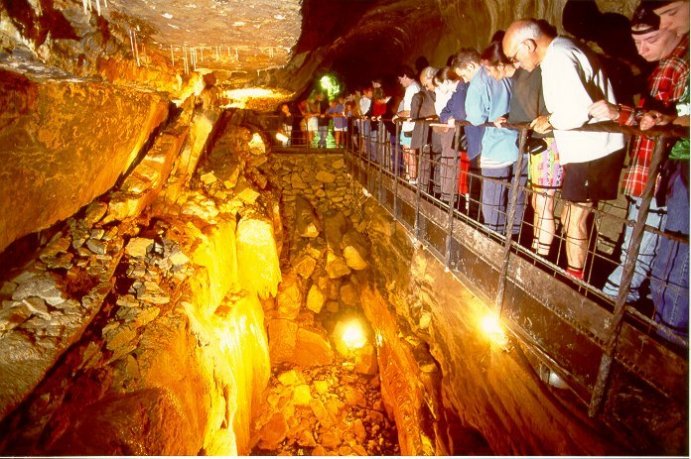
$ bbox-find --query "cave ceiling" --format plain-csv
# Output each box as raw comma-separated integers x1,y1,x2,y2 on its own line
1,0,638,97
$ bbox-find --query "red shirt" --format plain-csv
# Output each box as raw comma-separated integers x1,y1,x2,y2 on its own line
618,37,689,197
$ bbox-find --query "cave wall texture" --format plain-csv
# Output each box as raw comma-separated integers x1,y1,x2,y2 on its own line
0,0,641,253
2,0,677,456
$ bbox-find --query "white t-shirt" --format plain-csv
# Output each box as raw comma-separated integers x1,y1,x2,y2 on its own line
541,37,625,164
434,81,456,116
402,81,421,132
359,96,371,116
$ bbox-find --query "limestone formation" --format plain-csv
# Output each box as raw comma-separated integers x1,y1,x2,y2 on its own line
250,363,399,456
305,284,325,313
295,196,321,239
0,74,169,253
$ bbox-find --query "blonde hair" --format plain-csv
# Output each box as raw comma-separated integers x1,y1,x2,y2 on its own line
420,66,439,87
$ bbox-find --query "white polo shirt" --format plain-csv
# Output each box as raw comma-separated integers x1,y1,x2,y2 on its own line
541,37,625,164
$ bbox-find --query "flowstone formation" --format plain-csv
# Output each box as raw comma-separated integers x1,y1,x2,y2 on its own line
0,89,280,455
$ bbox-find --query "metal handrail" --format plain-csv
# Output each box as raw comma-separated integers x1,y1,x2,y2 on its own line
267,114,689,390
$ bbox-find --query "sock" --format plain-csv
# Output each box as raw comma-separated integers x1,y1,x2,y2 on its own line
567,266,584,280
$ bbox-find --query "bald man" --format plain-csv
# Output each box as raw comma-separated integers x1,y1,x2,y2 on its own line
503,19,625,281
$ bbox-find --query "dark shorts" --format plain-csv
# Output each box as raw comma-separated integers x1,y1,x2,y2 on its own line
561,150,624,202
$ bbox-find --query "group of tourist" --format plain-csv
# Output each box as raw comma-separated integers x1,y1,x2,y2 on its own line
276,0,689,342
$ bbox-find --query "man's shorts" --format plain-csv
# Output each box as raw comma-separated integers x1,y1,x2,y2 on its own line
561,150,624,202
400,130,413,147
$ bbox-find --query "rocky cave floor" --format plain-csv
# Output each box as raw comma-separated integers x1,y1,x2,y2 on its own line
250,358,400,456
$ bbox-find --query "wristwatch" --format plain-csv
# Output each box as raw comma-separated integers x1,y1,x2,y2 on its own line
613,104,622,121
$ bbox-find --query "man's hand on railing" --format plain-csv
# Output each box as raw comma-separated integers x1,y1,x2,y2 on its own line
530,115,553,134
639,110,686,131
588,100,619,122
493,116,508,128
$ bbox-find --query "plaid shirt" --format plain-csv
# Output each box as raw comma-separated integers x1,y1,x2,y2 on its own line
617,37,689,197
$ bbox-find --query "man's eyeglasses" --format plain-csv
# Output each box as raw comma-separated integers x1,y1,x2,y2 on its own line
507,40,526,64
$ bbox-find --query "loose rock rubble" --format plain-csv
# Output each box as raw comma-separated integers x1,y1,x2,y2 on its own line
251,361,400,456
250,152,399,455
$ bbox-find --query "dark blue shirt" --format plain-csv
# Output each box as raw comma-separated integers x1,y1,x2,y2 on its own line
440,81,484,160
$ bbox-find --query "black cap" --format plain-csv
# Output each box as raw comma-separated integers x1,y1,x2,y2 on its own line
631,3,662,34
639,0,676,7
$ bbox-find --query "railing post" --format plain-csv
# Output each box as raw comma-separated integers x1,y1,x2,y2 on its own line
587,134,669,418
393,121,401,219
414,122,426,241
378,122,385,205
495,126,529,314
444,122,462,268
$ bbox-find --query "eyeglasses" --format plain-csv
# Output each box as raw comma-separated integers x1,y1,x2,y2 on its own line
507,40,526,64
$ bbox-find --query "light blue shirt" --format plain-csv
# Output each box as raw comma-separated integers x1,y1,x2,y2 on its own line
465,67,518,167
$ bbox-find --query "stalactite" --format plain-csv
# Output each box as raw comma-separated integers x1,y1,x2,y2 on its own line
129,29,140,67
81,0,107,16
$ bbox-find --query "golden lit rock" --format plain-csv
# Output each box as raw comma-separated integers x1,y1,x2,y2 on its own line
236,187,261,205
276,274,302,320
340,283,358,307
293,254,317,279
248,132,266,156
257,412,289,451
236,216,281,299
295,196,321,238
293,327,334,367
316,171,336,184
343,245,368,271
313,380,329,395
306,284,325,313
267,318,298,363
277,369,304,386
325,251,351,279
0,73,168,252
292,384,312,406
354,343,378,375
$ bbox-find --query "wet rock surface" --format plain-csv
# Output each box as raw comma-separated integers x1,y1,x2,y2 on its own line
0,92,275,455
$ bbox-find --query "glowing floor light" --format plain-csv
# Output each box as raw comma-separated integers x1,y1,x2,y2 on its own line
479,312,508,347
338,319,367,351
275,132,289,145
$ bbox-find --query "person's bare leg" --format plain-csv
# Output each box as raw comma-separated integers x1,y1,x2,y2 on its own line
561,201,592,278
403,147,417,180
532,189,557,256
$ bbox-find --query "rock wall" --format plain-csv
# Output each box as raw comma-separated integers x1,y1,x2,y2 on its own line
264,153,368,368
264,151,639,454
0,105,278,455
359,200,632,455
0,69,169,253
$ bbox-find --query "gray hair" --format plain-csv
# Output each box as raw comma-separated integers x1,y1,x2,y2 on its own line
507,18,557,47
420,66,439,84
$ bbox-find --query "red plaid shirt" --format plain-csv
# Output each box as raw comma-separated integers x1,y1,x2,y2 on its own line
617,37,689,197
